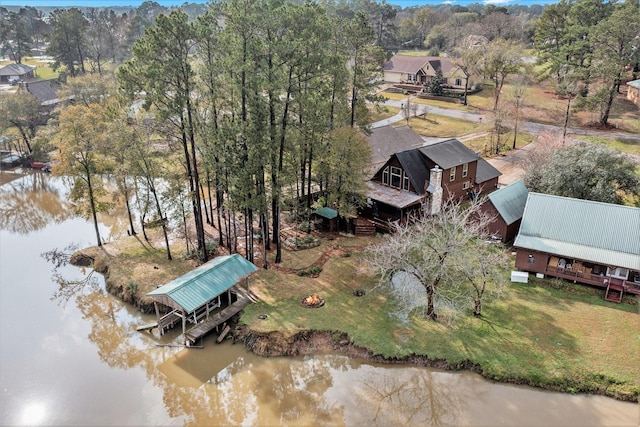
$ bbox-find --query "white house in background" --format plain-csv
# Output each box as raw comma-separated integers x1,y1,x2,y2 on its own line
382,54,478,90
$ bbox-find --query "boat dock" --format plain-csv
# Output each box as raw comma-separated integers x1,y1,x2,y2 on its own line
184,293,252,346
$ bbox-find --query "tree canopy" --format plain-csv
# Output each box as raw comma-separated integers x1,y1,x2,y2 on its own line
523,141,640,206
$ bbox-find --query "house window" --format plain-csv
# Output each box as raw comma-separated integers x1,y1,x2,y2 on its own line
403,175,410,191
528,254,535,264
462,181,470,190
455,78,462,86
462,163,468,178
390,166,402,188
442,78,448,85
607,267,629,280
449,166,456,182
382,167,389,185
407,74,415,82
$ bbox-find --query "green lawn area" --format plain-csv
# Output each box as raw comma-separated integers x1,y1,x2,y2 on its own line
577,135,640,156
406,114,493,138
241,235,640,400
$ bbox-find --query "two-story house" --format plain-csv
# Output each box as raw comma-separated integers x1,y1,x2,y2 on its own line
362,128,501,228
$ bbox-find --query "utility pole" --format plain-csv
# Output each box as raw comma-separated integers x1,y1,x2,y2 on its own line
512,95,520,150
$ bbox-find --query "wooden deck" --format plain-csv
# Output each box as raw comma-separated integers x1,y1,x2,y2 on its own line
544,260,640,303
184,293,252,346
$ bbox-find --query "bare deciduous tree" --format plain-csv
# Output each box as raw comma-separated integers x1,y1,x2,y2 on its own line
367,197,508,321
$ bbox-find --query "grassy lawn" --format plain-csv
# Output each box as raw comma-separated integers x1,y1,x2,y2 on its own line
406,114,493,138
463,131,537,155
577,135,640,157
241,235,640,400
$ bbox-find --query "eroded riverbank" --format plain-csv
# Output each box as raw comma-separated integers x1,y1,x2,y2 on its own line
69,238,640,403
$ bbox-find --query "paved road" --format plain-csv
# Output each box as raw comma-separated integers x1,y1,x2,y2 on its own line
374,97,640,141
372,96,640,186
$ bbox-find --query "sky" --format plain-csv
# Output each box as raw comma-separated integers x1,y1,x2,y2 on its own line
2,0,557,8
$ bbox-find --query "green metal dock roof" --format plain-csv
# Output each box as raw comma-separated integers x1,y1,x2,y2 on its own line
148,254,258,313
514,193,640,270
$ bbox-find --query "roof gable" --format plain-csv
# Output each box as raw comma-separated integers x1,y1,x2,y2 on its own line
487,180,528,225
419,138,478,170
148,254,258,313
514,193,640,270
396,148,431,195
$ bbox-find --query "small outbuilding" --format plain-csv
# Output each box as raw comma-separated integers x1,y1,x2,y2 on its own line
0,63,36,83
480,180,528,242
147,254,258,345
626,79,640,106
313,206,338,232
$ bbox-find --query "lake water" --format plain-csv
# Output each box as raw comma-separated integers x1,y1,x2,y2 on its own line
0,171,637,426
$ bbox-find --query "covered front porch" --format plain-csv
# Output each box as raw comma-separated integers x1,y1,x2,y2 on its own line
361,181,426,232
540,255,640,302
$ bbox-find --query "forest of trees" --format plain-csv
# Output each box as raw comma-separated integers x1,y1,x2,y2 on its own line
1,0,639,269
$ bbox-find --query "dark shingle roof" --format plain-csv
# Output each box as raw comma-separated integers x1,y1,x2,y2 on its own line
396,148,431,195
475,157,502,184
383,55,430,74
419,139,478,170
0,63,36,76
366,125,425,172
21,80,59,104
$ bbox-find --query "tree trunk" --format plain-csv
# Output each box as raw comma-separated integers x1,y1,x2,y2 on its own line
85,167,102,247
426,285,437,320
125,196,136,236
599,78,619,128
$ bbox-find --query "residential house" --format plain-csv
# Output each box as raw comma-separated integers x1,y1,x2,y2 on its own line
17,80,61,122
362,126,501,228
383,54,477,90
626,79,640,106
513,193,640,303
480,180,528,243
0,63,36,83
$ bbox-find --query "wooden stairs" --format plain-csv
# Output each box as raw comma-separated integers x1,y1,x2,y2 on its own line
353,218,376,236
604,281,624,303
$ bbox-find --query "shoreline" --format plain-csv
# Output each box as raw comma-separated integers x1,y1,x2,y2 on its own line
70,244,639,403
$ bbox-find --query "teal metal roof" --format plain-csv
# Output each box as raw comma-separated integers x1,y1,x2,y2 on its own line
148,254,258,313
627,79,640,89
488,180,528,225
514,193,640,270
315,207,338,220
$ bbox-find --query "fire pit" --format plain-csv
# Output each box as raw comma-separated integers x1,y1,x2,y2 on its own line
300,293,325,308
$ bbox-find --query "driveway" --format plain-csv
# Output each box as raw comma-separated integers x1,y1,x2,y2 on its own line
373,96,640,186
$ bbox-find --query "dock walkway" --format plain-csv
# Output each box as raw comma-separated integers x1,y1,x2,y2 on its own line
184,293,251,345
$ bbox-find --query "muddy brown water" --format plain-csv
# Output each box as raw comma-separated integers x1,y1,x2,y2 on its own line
0,172,637,426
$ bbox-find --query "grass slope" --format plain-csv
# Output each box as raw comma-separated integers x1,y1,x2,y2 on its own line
241,236,640,400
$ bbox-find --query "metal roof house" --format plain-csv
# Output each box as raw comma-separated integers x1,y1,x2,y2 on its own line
514,193,640,303
480,180,528,242
147,254,258,345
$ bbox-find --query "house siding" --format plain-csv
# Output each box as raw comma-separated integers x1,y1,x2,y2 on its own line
627,81,640,106
442,161,477,200
515,249,548,274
